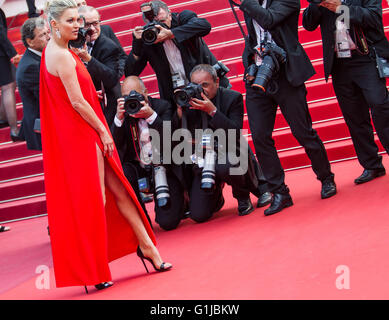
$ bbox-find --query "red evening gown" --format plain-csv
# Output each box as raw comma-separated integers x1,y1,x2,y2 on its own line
39,48,156,288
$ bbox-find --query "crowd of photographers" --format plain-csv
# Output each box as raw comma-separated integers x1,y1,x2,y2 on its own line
10,0,389,233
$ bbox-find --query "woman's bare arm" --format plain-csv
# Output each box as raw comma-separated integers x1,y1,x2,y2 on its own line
55,50,114,157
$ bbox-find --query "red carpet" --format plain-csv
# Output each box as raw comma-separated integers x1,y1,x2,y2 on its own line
1,156,389,300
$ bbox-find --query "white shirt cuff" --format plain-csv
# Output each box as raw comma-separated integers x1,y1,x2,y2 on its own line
114,115,124,127
146,111,158,125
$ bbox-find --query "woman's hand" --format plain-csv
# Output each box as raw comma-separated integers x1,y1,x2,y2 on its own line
11,53,22,65
99,129,114,158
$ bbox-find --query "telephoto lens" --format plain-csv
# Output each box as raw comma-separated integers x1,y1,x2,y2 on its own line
123,90,145,115
154,166,171,208
201,149,217,191
173,83,204,107
252,55,276,92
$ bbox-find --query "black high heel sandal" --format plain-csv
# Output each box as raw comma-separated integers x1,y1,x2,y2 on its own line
136,247,172,273
84,282,113,294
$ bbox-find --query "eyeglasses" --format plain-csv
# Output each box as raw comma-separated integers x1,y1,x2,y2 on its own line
85,20,100,29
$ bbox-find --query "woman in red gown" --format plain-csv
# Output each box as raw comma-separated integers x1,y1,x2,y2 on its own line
40,0,172,291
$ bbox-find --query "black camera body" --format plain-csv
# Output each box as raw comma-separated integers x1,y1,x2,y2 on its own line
69,27,93,48
245,42,287,93
123,90,145,115
173,83,204,107
142,21,169,45
213,61,230,78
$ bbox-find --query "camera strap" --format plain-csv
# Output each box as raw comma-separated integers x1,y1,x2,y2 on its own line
228,0,254,55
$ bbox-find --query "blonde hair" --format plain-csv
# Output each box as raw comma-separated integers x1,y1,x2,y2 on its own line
45,0,77,23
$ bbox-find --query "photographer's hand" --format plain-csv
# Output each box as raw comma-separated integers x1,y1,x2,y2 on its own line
130,101,155,119
154,25,174,43
116,97,126,121
189,92,217,116
133,26,144,40
71,44,91,63
320,0,341,12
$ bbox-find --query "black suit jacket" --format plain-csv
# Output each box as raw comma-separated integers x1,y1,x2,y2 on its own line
100,24,127,77
303,0,389,81
111,97,173,164
16,49,42,150
174,87,258,191
124,10,213,104
240,0,315,87
0,8,17,59
87,34,126,126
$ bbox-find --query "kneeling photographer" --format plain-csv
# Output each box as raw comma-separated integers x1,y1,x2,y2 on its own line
124,0,230,107
234,0,337,216
111,76,176,226
170,64,269,224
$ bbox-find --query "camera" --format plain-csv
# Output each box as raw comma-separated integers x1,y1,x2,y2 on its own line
245,42,287,93
307,0,323,3
140,2,155,23
153,166,171,208
123,90,145,115
173,83,203,107
69,27,93,48
213,61,230,78
200,133,217,191
142,21,169,45
69,17,93,48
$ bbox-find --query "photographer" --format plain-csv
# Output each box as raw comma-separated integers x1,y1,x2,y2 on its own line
124,0,230,106
238,0,337,216
71,6,126,126
303,0,389,184
16,17,50,151
170,64,269,224
75,0,127,75
111,76,179,228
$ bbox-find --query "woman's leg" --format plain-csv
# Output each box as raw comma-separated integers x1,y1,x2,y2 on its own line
95,144,170,268
1,82,18,134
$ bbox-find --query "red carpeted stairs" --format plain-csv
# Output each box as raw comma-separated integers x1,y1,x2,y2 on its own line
1,0,388,223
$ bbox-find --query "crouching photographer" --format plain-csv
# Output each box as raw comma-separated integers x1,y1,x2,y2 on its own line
303,0,389,185
111,76,175,225
233,0,337,216
124,0,231,107
168,64,270,225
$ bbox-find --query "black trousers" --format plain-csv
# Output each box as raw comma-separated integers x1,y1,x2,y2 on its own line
331,52,389,170
122,161,152,227
26,0,36,17
154,155,257,230
245,68,333,194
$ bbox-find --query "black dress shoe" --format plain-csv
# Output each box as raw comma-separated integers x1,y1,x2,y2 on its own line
10,133,23,142
264,192,293,216
237,198,254,216
257,191,272,208
354,168,386,185
321,176,337,199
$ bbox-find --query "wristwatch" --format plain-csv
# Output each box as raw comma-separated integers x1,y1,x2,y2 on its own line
209,109,217,117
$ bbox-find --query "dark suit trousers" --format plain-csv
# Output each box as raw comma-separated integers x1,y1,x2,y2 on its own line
122,161,152,228
154,157,251,229
331,52,389,170
26,0,37,17
154,166,187,231
245,68,333,194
